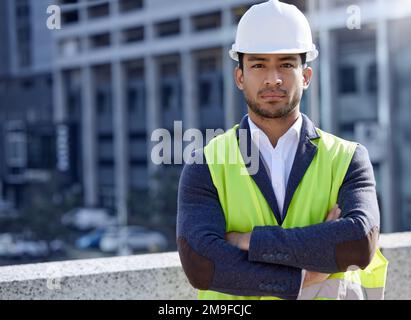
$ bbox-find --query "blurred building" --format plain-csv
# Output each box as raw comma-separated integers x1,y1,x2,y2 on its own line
53,0,411,233
52,0,254,217
0,0,409,233
307,0,411,232
0,0,56,210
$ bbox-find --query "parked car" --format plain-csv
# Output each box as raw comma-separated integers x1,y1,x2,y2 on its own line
0,233,14,257
61,208,116,231
99,226,168,253
49,239,66,255
0,233,49,259
12,240,49,259
75,228,106,250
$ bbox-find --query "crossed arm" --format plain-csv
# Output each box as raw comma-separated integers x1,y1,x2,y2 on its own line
226,204,342,288
177,145,380,299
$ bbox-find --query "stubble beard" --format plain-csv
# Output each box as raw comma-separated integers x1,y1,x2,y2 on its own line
244,91,301,119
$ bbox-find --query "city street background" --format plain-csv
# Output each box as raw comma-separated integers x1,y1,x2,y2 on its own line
1,0,410,267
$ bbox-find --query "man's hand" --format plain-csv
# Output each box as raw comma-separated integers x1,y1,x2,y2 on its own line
225,232,251,251
325,203,341,222
302,204,341,288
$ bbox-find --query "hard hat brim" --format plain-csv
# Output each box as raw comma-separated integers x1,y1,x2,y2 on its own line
229,48,319,63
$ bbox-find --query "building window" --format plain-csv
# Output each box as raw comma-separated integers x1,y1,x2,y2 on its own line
198,57,217,72
128,89,138,113
155,19,180,37
59,37,81,56
129,139,147,162
98,140,114,161
161,83,174,110
99,185,115,208
338,65,357,94
15,0,31,68
196,56,222,109
192,11,222,31
197,74,222,109
367,63,378,93
67,90,81,119
90,32,111,49
17,27,30,43
0,81,6,94
5,132,27,168
119,0,144,12
96,90,111,115
45,75,53,87
18,45,31,68
88,3,110,19
232,5,252,24
62,10,79,24
282,0,306,12
28,129,55,169
60,0,78,4
15,1,30,19
159,59,180,116
160,61,179,76
127,85,145,114
122,26,144,43
21,78,34,90
199,80,212,107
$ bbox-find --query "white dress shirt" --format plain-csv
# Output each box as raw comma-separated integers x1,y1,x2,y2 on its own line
248,113,306,296
248,114,302,217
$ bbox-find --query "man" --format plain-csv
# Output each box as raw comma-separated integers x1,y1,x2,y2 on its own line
177,0,388,300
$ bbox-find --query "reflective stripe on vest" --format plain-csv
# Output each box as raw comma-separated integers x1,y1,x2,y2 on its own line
298,249,388,300
201,124,388,300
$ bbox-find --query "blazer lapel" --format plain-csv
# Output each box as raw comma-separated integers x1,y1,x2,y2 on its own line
281,113,320,224
236,115,283,225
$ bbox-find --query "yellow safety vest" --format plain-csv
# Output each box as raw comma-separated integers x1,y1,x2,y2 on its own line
200,124,388,300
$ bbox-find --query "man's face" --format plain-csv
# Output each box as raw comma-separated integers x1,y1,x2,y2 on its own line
235,53,313,119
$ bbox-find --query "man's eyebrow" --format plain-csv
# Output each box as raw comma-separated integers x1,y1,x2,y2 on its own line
246,56,269,62
246,55,299,62
277,56,299,62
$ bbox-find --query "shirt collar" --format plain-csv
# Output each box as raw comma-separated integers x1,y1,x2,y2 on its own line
247,113,302,147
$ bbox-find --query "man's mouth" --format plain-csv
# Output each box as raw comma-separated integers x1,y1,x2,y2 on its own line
259,89,287,99
260,93,286,100
261,94,285,98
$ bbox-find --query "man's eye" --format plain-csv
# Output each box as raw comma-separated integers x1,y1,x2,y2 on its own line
282,63,294,69
252,64,264,69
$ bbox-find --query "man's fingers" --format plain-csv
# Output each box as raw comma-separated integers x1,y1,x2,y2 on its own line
328,208,340,221
226,232,239,245
303,271,331,288
326,204,341,222
325,205,337,221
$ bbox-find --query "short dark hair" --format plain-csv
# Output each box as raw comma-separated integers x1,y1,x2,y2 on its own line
238,52,307,70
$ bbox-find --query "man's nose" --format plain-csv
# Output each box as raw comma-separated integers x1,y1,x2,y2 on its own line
264,70,283,86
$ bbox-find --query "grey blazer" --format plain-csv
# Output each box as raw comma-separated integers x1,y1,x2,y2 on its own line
177,113,380,300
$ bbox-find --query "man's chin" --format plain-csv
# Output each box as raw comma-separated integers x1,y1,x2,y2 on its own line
259,104,288,116
263,102,286,109
246,96,296,119
253,105,295,119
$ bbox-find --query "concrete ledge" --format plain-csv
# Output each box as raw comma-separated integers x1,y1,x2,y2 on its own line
380,232,411,300
0,232,410,300
0,252,196,300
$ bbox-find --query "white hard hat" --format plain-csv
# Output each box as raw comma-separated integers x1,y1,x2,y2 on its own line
229,0,318,62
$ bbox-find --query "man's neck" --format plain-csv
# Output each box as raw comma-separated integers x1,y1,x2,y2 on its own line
248,108,301,148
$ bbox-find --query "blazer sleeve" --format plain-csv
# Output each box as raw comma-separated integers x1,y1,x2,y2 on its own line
248,144,380,273
177,150,303,299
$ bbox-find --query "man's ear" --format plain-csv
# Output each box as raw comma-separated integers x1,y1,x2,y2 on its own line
234,67,244,90
302,67,313,90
